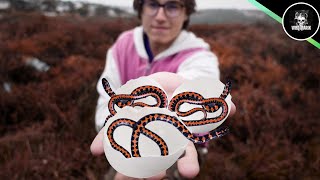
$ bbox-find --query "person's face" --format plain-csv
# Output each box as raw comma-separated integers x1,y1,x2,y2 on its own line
141,0,188,46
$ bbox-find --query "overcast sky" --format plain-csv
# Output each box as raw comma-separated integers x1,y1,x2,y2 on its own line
63,0,257,10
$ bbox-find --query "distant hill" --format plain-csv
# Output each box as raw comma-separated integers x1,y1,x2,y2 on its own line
190,9,276,24
0,0,276,24
0,0,134,18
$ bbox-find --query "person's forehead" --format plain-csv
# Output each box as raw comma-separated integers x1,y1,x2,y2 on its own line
153,0,183,3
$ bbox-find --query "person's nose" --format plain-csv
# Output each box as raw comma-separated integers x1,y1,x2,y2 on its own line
154,7,167,21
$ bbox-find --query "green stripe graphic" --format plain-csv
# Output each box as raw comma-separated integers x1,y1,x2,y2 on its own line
248,0,320,49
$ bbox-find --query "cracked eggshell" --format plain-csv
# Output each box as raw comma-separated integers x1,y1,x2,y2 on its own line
170,77,232,133
103,107,189,178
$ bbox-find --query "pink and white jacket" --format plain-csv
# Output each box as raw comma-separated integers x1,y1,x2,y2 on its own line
95,26,220,131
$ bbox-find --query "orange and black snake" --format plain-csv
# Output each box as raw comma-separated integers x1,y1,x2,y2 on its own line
107,113,229,158
168,80,231,126
102,78,168,124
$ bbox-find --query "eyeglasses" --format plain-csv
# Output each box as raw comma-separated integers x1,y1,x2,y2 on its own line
143,0,185,18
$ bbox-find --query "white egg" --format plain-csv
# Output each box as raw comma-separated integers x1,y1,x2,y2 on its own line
170,77,232,133
103,107,189,178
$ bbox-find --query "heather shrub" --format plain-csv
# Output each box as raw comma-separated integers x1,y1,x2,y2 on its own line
0,12,319,179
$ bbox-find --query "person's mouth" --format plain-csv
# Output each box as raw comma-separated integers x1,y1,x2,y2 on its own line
152,26,169,31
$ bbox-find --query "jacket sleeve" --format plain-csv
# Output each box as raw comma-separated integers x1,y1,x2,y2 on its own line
177,51,220,80
95,47,122,132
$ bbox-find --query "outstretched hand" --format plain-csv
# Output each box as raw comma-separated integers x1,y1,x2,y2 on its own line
91,130,200,179
91,72,236,179
90,102,235,180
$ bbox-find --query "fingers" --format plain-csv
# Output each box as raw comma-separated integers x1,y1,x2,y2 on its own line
148,72,184,98
230,101,236,116
90,127,104,156
147,171,166,180
113,171,166,180
177,142,200,179
114,173,137,180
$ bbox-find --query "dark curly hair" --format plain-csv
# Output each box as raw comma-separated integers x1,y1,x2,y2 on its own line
133,0,196,29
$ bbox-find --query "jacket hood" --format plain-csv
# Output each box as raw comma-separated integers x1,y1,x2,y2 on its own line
133,26,210,61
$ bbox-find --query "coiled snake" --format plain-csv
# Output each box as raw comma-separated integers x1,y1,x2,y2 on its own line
102,78,232,158
168,80,231,126
102,78,168,124
107,113,229,158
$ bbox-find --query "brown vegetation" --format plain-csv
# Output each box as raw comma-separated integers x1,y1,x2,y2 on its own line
0,12,319,179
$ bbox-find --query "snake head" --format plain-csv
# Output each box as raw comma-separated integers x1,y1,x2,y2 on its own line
102,78,116,97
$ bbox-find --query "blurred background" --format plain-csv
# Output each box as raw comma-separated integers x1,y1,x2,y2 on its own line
0,0,319,179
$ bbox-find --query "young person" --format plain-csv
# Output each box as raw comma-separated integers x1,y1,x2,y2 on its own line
91,0,236,179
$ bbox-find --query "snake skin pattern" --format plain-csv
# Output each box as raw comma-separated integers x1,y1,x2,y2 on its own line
168,80,231,126
107,113,229,158
102,78,168,124
103,78,232,158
